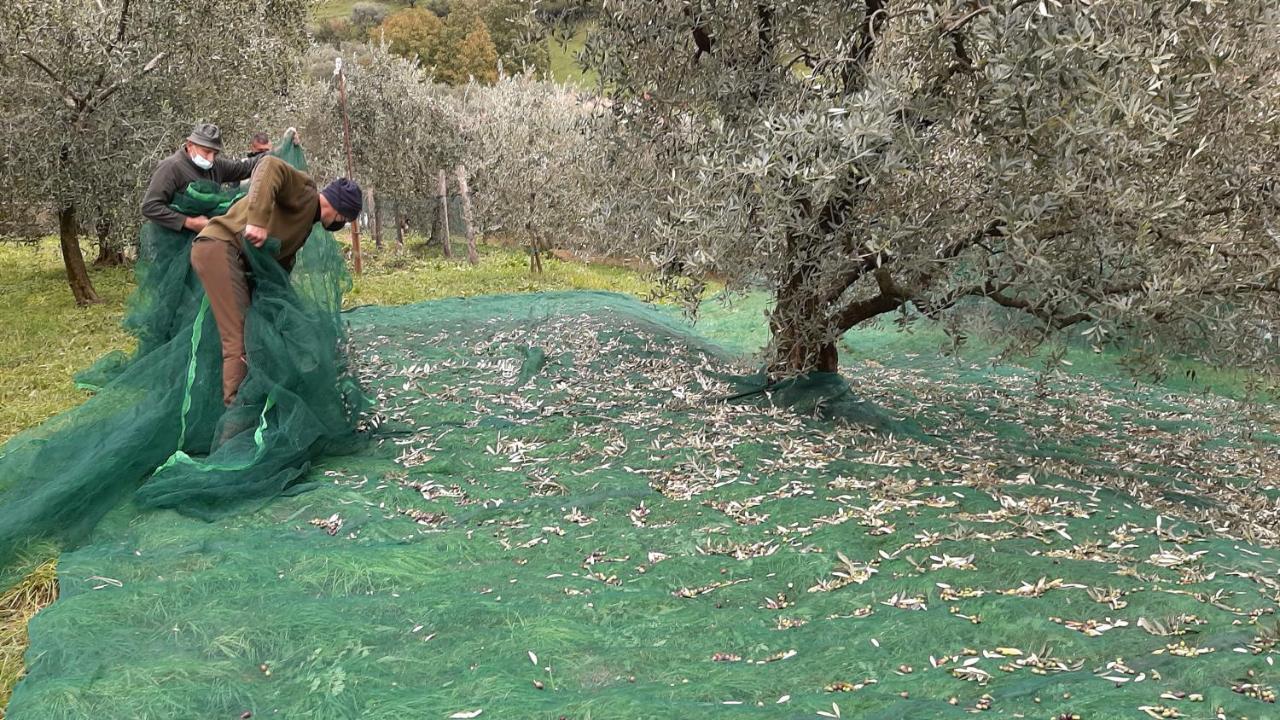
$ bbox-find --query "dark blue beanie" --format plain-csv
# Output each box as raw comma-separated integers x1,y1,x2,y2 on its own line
321,178,363,220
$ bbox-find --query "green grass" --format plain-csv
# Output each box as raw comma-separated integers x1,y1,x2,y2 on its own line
311,0,406,22
547,23,597,87
0,558,56,715
0,243,126,712
344,238,654,307
0,243,133,444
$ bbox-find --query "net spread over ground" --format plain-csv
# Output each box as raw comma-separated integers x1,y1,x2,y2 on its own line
6,292,1280,719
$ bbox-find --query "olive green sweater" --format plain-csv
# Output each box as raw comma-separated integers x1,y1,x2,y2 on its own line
199,157,321,267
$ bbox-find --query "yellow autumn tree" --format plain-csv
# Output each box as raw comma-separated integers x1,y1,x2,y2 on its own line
370,7,444,66
443,20,499,85
370,5,499,87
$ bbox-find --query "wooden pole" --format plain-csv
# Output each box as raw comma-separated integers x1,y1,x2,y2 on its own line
437,169,452,259
455,164,478,265
336,59,362,274
369,187,381,250
526,191,542,274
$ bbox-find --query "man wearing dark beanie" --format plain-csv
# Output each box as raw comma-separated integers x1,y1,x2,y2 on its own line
191,155,361,406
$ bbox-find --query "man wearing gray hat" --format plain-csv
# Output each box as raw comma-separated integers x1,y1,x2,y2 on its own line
140,123,269,233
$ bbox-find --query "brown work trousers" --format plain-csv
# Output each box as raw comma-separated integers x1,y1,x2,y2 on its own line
190,237,306,406
190,239,252,406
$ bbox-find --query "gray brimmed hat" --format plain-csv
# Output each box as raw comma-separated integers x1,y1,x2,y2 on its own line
186,123,224,151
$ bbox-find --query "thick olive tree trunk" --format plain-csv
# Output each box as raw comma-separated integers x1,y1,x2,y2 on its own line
768,295,839,376
58,205,99,305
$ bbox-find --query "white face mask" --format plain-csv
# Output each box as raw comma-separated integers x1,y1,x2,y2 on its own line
190,152,214,170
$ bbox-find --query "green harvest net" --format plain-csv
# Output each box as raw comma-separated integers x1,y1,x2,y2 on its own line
4,288,1277,718
0,136,360,575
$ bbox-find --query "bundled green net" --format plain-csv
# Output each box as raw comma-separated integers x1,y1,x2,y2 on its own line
5,291,1277,718
0,138,360,576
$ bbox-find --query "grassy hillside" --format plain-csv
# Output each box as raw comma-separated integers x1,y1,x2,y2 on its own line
548,22,596,86
312,0,404,22
313,0,597,87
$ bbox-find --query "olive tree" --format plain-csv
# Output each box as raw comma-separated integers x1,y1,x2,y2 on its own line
454,73,603,271
295,44,461,248
351,2,390,34
0,0,310,304
581,1,1280,377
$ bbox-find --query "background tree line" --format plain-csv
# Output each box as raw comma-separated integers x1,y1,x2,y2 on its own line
0,0,597,302
311,0,560,85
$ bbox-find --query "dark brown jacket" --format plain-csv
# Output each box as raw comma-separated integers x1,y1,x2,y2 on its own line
141,149,262,231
